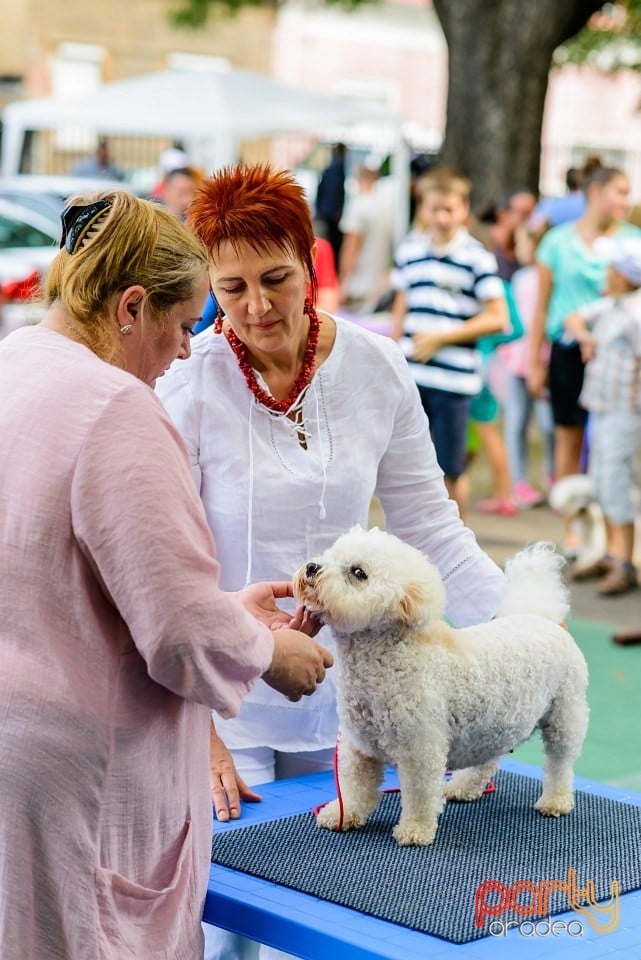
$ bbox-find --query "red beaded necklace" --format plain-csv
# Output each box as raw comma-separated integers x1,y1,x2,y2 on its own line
215,298,321,414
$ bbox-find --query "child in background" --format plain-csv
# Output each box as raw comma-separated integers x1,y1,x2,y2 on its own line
564,235,641,595
472,281,524,517
499,221,555,507
391,167,507,517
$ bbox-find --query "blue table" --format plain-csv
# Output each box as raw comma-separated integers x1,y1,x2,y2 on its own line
204,759,641,959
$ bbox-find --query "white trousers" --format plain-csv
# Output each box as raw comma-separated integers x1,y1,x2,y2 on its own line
203,745,335,960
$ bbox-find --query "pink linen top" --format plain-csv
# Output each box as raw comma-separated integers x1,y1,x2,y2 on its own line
0,326,274,959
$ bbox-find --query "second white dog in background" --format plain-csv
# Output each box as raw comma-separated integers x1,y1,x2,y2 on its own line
548,474,606,572
294,527,589,847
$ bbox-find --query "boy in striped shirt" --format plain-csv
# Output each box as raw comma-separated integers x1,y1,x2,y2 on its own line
391,167,507,516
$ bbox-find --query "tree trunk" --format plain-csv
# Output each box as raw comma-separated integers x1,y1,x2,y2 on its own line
432,0,605,213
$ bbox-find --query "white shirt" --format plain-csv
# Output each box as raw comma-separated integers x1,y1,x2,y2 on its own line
339,186,395,300
157,316,505,751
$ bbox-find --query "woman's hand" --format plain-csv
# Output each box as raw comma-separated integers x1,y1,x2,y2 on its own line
237,580,297,631
237,581,323,636
263,629,334,702
210,725,262,821
285,604,324,637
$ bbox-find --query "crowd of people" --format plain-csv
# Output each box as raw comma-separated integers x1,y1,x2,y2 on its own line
314,151,641,604
1,146,640,959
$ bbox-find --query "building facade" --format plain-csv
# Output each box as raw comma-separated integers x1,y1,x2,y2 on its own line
0,0,276,173
1,0,640,199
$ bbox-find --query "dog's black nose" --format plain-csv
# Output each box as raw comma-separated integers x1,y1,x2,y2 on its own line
305,562,321,579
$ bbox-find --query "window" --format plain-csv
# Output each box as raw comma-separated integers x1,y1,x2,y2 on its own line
0,214,55,249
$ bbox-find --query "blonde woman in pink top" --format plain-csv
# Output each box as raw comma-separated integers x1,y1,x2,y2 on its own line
0,191,332,960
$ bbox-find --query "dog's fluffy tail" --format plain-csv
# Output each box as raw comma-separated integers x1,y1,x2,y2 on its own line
496,541,570,624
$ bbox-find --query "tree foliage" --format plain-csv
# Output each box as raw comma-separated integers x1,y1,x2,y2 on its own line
169,0,371,26
557,0,641,70
170,0,271,23
167,0,621,210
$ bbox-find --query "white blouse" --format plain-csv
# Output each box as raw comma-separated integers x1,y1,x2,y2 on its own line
157,316,505,750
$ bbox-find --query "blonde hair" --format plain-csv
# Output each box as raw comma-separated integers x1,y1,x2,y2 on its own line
415,166,472,203
46,190,208,364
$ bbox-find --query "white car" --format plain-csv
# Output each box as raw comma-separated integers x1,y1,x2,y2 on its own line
0,197,60,338
0,195,60,261
0,253,46,339
0,178,143,339
0,174,140,219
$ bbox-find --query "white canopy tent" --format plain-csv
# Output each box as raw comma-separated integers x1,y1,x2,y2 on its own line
1,68,409,234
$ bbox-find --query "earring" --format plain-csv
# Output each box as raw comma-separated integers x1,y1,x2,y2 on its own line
120,324,133,336
214,305,225,335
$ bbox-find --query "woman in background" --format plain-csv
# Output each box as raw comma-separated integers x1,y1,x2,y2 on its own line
528,158,641,557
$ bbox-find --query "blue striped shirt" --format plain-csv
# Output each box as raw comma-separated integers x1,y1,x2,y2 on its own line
392,228,504,395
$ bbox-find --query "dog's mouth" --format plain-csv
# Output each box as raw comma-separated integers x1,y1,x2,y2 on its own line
293,571,329,621
297,591,326,617
301,603,326,625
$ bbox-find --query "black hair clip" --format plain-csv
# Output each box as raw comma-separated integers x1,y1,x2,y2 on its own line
60,199,112,254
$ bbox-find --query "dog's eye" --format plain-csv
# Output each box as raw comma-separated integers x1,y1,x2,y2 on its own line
350,566,368,581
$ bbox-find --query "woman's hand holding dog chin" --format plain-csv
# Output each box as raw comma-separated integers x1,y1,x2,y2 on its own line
236,581,323,636
263,630,334,702
285,604,324,637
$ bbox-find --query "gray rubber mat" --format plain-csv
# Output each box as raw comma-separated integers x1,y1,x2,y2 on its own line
212,769,640,943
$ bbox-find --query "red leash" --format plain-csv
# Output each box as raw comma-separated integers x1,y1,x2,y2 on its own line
313,733,345,826
313,736,495,829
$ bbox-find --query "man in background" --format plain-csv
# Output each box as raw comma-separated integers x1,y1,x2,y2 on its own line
338,164,395,312
69,138,124,180
315,142,347,268
162,167,199,223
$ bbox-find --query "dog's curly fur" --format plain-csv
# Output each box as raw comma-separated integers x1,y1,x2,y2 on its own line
293,527,589,846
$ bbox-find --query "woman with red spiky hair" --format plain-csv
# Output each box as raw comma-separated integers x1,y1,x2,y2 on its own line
157,162,507,959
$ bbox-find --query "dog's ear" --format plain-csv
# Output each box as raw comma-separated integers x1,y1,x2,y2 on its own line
399,590,418,628
399,581,430,628
399,574,446,629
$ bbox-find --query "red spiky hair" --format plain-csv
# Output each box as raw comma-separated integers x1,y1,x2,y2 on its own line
187,162,318,303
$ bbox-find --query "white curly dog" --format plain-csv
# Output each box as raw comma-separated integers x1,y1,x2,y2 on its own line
548,474,606,569
293,526,589,847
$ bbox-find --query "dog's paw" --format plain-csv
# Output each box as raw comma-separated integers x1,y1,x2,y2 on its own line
534,793,574,817
443,778,485,802
392,819,437,846
316,799,367,832
443,766,496,802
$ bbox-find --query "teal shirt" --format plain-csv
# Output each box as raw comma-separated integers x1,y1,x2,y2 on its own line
536,220,641,342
